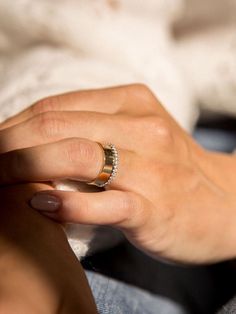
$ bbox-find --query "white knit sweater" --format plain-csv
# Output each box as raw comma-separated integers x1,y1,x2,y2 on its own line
0,0,235,258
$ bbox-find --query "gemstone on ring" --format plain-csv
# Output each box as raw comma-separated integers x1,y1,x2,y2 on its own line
87,143,119,188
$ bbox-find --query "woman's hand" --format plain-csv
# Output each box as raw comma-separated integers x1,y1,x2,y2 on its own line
0,84,236,264
0,183,97,314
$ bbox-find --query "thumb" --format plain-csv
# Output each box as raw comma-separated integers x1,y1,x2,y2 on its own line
29,189,149,230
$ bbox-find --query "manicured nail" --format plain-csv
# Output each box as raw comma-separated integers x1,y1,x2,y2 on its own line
30,194,61,212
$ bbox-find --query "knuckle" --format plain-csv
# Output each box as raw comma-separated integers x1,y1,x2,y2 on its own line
120,193,146,227
128,83,151,95
64,139,97,167
31,96,61,116
111,193,136,226
141,116,173,143
122,193,137,212
32,111,66,140
128,83,155,102
118,84,157,114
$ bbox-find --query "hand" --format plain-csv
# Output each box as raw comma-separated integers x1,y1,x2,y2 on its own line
0,183,97,314
0,84,236,264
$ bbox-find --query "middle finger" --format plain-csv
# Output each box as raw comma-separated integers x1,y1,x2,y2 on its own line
0,111,144,153
0,85,150,130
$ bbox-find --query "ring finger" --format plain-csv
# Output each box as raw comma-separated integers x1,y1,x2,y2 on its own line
0,137,140,191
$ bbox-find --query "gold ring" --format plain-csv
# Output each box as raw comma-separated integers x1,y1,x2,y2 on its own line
87,143,118,188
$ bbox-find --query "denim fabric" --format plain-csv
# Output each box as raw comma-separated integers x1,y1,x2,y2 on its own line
218,297,236,314
83,240,236,314
86,271,187,314
193,128,236,153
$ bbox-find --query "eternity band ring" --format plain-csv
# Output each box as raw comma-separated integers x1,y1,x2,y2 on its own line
87,143,119,188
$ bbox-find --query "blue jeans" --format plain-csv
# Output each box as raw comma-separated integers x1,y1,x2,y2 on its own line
86,271,187,314
82,240,236,314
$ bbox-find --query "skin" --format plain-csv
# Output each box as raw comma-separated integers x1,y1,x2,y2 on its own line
0,183,98,313
0,84,236,264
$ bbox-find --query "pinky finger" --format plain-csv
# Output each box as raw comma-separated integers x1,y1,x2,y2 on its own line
29,189,151,230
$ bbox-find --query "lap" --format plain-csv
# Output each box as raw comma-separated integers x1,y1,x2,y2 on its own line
83,240,236,314
86,270,187,314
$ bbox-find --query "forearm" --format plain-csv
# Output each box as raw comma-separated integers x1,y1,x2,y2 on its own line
0,183,97,314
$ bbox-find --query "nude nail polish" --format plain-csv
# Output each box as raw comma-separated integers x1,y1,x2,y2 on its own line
30,194,61,212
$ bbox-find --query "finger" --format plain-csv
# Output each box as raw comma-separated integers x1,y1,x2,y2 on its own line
0,138,137,191
0,84,151,130
0,111,143,153
29,189,150,230
0,87,123,129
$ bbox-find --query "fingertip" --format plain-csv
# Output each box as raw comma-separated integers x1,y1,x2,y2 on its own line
30,192,62,212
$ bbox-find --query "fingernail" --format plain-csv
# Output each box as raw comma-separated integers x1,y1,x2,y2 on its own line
30,193,61,212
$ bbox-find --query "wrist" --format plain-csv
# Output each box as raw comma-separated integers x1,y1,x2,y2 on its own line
190,145,236,261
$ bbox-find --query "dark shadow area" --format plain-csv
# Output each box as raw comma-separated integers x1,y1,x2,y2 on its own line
194,113,236,153
82,240,236,314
